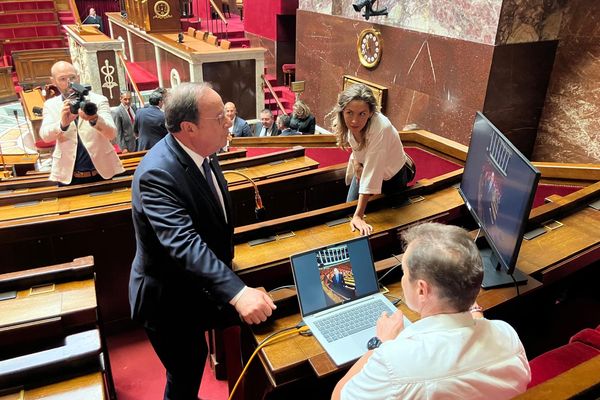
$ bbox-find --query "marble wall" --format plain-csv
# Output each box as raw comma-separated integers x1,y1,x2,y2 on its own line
534,0,600,163
296,10,494,145
299,0,566,46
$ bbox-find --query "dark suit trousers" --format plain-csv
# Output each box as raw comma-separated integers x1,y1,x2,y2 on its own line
145,321,207,400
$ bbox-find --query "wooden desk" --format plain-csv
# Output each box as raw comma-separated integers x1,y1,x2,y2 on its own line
233,183,465,284
0,372,105,400
225,156,319,185
0,156,319,222
0,279,97,352
19,89,45,143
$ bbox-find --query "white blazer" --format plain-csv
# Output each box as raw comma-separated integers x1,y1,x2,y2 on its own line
40,92,125,184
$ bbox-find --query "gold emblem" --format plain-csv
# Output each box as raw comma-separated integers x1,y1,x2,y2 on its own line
153,0,172,19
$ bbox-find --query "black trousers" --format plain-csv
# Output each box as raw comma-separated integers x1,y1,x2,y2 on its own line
145,321,208,400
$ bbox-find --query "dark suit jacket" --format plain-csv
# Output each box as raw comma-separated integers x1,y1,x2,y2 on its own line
279,128,300,136
129,134,245,328
290,114,316,134
256,123,279,137
134,105,168,151
231,116,252,137
111,104,137,152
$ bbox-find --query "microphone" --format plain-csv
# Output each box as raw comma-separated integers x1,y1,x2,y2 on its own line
178,33,184,43
32,106,43,116
222,170,266,220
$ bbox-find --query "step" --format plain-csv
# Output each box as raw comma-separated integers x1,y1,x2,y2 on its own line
265,98,291,106
125,61,159,91
228,37,250,48
216,30,245,39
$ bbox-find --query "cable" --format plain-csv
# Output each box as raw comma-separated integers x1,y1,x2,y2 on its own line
228,324,310,400
378,254,403,283
384,293,402,306
509,273,520,296
268,285,296,294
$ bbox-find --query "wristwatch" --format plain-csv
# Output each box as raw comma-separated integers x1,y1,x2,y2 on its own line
367,336,382,350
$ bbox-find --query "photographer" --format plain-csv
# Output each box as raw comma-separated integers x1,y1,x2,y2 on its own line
40,61,124,185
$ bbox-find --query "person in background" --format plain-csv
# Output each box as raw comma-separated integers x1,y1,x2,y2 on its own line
289,100,316,134
82,7,103,32
332,222,531,400
129,82,276,400
111,90,137,153
134,90,168,151
329,83,415,235
277,114,299,136
257,108,279,136
225,101,252,137
40,61,123,185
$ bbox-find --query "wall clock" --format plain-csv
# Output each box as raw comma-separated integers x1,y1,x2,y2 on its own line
357,28,383,69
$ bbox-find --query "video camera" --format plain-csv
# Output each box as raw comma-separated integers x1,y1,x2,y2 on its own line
68,82,97,116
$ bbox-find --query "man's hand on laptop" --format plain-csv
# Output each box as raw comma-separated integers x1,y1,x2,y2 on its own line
234,287,277,324
376,310,405,342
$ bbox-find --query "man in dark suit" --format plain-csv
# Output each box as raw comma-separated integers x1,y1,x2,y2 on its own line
257,108,279,136
276,114,299,136
111,90,137,152
129,82,276,400
224,101,252,137
134,90,168,151
82,7,103,32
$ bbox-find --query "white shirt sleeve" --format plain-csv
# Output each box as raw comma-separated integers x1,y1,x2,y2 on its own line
341,349,397,400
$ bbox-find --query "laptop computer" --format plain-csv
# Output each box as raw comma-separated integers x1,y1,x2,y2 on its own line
290,236,410,366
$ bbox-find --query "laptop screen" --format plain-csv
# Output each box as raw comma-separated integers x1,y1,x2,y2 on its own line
290,236,380,317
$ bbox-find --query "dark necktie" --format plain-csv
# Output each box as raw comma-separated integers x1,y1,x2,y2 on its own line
127,107,134,124
202,158,219,202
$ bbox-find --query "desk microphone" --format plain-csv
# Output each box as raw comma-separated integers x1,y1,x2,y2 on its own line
178,33,184,43
222,170,266,220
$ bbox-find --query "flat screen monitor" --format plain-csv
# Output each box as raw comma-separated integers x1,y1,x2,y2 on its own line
459,112,541,288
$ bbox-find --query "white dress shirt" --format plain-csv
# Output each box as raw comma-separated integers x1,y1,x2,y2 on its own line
342,313,531,400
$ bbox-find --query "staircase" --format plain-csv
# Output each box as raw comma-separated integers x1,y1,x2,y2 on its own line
263,73,294,116
57,10,76,38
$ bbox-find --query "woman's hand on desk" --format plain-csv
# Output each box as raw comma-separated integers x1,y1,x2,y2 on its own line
234,287,277,324
351,215,373,236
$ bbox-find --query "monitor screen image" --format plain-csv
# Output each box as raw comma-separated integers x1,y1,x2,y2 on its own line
459,112,540,287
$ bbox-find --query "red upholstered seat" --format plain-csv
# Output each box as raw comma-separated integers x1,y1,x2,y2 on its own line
528,325,600,388
282,63,296,73
36,139,56,152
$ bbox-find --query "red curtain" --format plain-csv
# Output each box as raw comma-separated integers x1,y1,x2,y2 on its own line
75,0,121,33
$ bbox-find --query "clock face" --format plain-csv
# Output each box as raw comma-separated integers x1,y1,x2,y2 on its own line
357,28,382,69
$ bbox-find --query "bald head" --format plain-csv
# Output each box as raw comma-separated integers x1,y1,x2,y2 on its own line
224,102,237,121
51,61,79,96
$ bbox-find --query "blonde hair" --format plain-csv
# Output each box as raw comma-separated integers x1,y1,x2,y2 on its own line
293,100,311,119
327,83,377,151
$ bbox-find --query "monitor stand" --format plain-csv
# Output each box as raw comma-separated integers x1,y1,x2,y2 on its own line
479,248,528,289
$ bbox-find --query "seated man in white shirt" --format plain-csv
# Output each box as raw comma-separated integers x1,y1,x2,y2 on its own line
332,222,531,400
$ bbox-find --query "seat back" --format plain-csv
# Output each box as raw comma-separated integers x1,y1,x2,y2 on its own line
206,34,218,46
186,27,195,36
219,39,231,50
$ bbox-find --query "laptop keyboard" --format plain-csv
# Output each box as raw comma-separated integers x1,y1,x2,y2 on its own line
314,300,391,343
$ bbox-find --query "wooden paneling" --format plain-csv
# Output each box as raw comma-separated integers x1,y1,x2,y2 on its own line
0,66,17,103
12,48,71,87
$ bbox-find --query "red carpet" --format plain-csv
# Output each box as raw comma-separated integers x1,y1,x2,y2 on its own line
107,329,228,400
